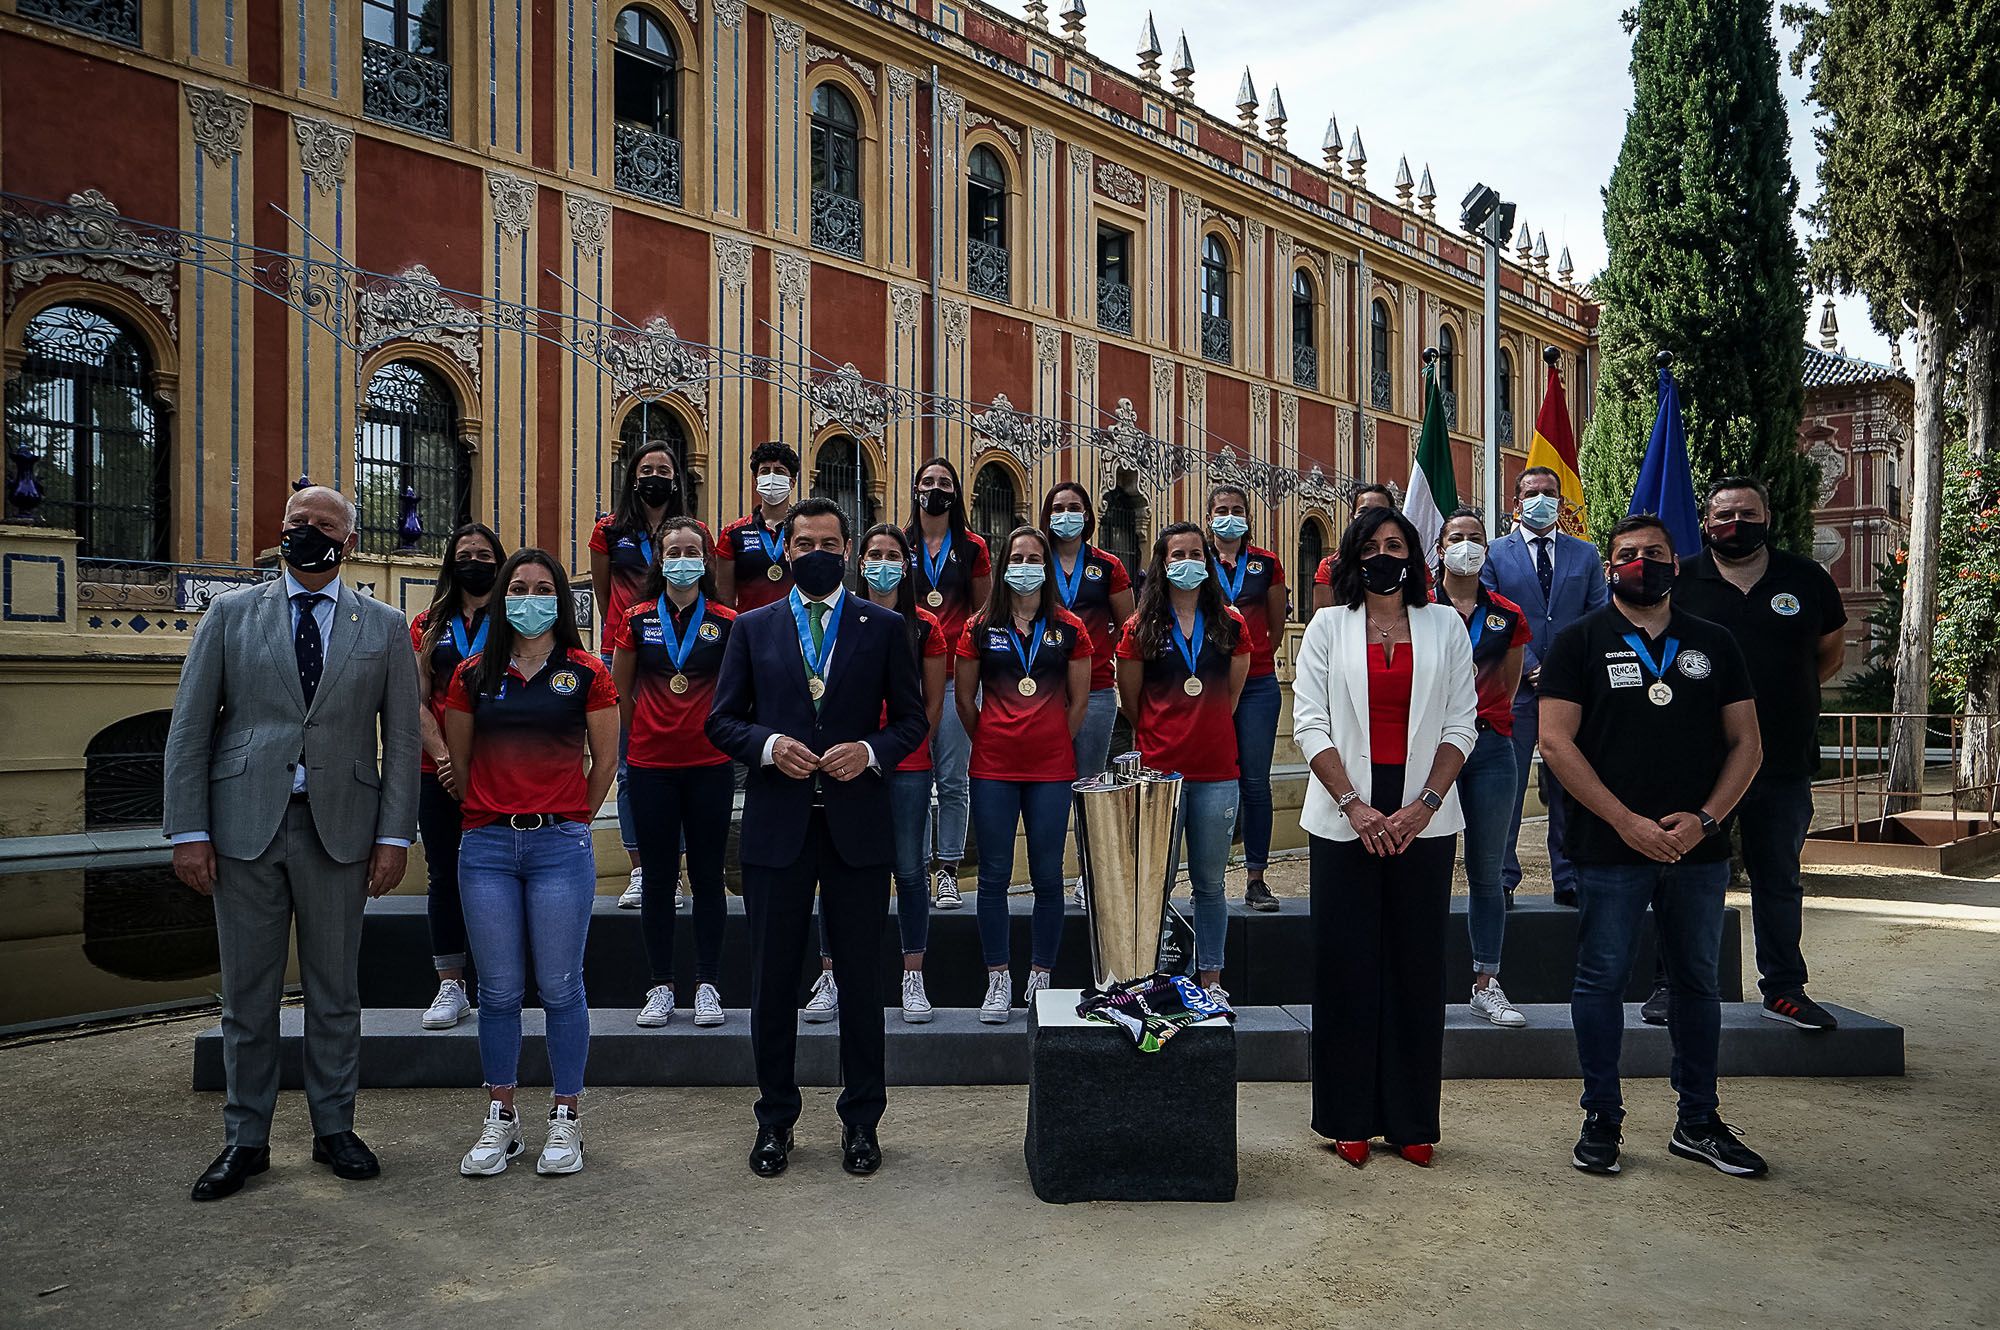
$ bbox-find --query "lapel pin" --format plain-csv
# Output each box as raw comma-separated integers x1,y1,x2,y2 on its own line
350,612,359,621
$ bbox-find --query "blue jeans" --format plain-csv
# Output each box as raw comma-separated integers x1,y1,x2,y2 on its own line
458,821,598,1097
1073,687,1118,780
1505,688,1576,895
1572,859,1728,1124
1232,672,1281,873
1179,779,1239,973
819,766,933,957
1458,727,1519,975
602,652,637,853
1737,775,1815,997
971,777,1071,969
924,680,973,865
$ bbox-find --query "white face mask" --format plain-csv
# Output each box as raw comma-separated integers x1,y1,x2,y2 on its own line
755,474,793,505
1441,540,1488,576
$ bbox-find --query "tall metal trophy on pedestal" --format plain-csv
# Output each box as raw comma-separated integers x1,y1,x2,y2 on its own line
1073,753,1182,989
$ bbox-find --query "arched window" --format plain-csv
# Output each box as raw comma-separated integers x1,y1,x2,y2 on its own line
612,7,682,206
356,360,469,557
966,145,1010,303
1098,485,1144,580
1291,270,1318,390
810,83,863,259
5,304,168,564
1497,346,1516,445
1200,234,1232,364
811,435,876,538
84,710,173,830
362,0,452,139
1296,515,1328,622
1437,325,1458,428
1369,299,1393,409
612,402,692,512
969,462,1020,548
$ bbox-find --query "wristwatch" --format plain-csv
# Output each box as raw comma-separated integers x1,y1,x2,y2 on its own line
1696,809,1720,838
1419,788,1445,813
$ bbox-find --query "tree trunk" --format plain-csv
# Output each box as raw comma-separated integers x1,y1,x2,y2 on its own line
1888,301,1948,814
1957,294,1996,811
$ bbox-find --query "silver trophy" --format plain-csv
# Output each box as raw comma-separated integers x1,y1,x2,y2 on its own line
1073,753,1183,989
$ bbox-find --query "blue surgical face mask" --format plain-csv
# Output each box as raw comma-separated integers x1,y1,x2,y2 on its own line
1165,558,1210,590
1003,563,1047,594
1520,493,1561,530
660,556,706,588
1048,511,1087,540
1210,514,1249,541
862,559,906,592
505,594,561,637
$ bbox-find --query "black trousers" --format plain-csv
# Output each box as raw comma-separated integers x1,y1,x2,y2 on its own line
627,763,735,988
416,771,470,969
1309,763,1455,1145
742,808,890,1131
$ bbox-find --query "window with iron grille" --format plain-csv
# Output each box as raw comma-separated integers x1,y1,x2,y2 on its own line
1097,485,1144,582
362,0,452,139
1097,224,1133,336
612,403,692,513
613,7,682,206
5,304,168,562
85,711,172,830
1437,325,1459,428
1200,234,1231,364
810,84,863,259
19,0,140,46
1292,269,1318,391
1496,347,1515,445
1295,517,1327,622
966,145,1010,303
970,462,1020,549
1370,299,1393,410
811,436,876,539
355,360,469,557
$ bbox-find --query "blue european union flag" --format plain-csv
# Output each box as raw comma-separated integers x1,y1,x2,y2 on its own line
1628,365,1704,555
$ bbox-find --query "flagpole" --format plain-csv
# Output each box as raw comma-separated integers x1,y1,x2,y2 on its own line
1481,209,1503,535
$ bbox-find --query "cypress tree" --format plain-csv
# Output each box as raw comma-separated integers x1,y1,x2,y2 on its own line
1585,0,1812,553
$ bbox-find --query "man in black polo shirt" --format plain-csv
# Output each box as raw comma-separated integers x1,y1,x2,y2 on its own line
1539,515,1766,1179
1669,477,1847,1031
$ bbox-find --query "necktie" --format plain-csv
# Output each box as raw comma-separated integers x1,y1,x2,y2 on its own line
294,592,326,708
808,601,827,710
1534,537,1554,604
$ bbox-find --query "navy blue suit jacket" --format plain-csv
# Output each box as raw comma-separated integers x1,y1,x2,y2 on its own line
1481,526,1608,685
706,591,928,870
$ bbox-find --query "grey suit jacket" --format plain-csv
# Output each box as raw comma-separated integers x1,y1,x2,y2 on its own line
163,576,421,864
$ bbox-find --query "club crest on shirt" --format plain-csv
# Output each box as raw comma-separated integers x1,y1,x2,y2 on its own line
1770,592,1801,616
549,670,580,696
1085,564,1104,581
1042,628,1063,646
1485,613,1508,631
698,621,721,640
1247,561,1264,574
1677,651,1712,680
1607,662,1643,688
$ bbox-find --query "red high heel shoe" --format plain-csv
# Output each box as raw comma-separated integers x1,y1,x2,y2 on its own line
1332,1140,1369,1167
1396,1143,1434,1167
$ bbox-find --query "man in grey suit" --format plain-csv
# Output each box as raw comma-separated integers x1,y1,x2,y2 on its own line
1481,466,1607,907
165,485,421,1201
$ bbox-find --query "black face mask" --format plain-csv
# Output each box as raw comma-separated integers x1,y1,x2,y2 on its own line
454,558,498,596
1707,519,1768,560
918,488,955,517
1609,556,1676,606
635,475,677,509
280,523,345,573
791,549,847,597
1359,553,1409,596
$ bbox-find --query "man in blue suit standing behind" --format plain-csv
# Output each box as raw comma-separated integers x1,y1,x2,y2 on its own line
708,497,928,1180
1482,467,1607,906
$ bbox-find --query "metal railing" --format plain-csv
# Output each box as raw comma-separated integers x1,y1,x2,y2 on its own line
1821,712,2000,833
362,40,452,140
967,238,1010,302
1292,342,1318,391
811,189,864,259
19,0,139,45
1097,278,1133,336
1200,313,1232,365
1370,368,1393,410
613,122,683,206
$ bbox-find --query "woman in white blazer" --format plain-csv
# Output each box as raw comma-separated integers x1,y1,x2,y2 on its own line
1292,506,1478,1168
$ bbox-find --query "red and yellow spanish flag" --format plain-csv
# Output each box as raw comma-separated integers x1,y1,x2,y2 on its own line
1525,360,1587,537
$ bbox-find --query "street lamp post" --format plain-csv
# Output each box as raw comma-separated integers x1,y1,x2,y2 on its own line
1460,184,1515,537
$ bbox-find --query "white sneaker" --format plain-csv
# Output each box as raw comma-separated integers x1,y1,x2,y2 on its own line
901,970,934,1023
422,978,470,1029
537,1106,584,1175
1024,969,1051,1008
802,970,839,1023
676,873,689,911
618,867,644,909
693,982,724,1027
932,867,963,910
979,970,1013,1023
459,1103,522,1177
1470,981,1528,1028
1069,878,1087,910
636,985,676,1027
1204,982,1231,1009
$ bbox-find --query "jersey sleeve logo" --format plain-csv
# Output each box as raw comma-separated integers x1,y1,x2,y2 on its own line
549,669,581,696
1043,628,1063,646
698,621,721,640
1085,564,1104,580
1770,592,1801,616
1485,613,1508,631
1677,650,1712,680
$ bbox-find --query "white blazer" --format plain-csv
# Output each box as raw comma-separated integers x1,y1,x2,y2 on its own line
1291,601,1480,842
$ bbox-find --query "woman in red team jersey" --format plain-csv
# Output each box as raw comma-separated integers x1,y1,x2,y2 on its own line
956,526,1090,1025
1206,484,1288,913
611,517,738,1031
1115,523,1251,1000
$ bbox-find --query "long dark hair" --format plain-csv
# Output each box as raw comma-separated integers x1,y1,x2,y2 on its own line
609,439,683,538
419,522,507,655
1326,506,1431,610
905,455,971,550
1130,521,1240,660
1039,481,1096,544
638,515,722,606
858,522,926,659
974,525,1061,630
467,549,587,698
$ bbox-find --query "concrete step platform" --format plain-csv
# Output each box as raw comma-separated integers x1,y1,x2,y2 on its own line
190,1001,1901,1090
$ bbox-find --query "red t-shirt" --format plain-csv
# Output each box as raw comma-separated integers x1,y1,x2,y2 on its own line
590,515,714,632
1114,606,1251,782
910,528,991,659
608,594,737,769
1437,585,1531,736
955,607,1088,782
1215,544,1285,677
889,606,950,773
444,650,619,829
1367,642,1415,763
1051,542,1132,691
717,511,792,611
410,605,490,774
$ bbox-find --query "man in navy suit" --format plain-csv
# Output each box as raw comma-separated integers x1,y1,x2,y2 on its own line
1482,466,1607,906
707,497,927,1179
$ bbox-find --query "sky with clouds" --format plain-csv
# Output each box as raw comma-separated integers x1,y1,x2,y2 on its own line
1069,0,1893,365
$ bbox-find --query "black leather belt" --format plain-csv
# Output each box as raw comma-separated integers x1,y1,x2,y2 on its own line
507,813,562,830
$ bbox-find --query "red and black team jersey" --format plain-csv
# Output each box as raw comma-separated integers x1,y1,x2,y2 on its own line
955,606,1087,782
589,514,714,631
410,605,488,774
1436,585,1532,735
444,650,619,829
1115,607,1251,782
891,606,950,774
609,595,738,769
1052,543,1132,692
1214,544,1285,677
910,528,991,658
716,512,792,611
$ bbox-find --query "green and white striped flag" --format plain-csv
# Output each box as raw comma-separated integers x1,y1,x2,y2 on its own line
1405,363,1458,554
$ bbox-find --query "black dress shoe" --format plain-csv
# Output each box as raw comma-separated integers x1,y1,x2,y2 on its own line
311,1131,381,1180
749,1125,793,1178
1552,887,1579,908
841,1124,882,1176
191,1145,270,1202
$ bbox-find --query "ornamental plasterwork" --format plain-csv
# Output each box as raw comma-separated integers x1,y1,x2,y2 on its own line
1151,356,1176,397
1201,207,1241,241
292,116,353,194
1073,336,1099,378
488,171,537,236
1095,161,1143,206
805,45,877,95
1812,524,1845,568
1184,365,1207,408
1034,324,1062,368
567,195,610,257
1251,384,1270,427
1148,179,1169,212
713,235,752,289
1247,219,1266,245
938,88,966,121
356,265,482,387
972,393,1063,467
887,65,918,99
775,251,811,304
1095,396,1191,495
711,0,743,27
2,191,180,334
1299,464,1345,511
1279,393,1298,440
586,316,711,423
1208,445,1295,508
1180,192,1201,220
1273,232,1295,266
1070,147,1092,186
890,284,923,331
965,112,1021,151
1030,127,1056,163
940,299,970,348
1335,406,1354,456
1809,440,1846,505
185,84,249,167
673,0,696,25
770,15,803,51
810,362,892,439
1301,252,1326,286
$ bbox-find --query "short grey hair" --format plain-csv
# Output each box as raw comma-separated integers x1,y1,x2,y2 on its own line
286,485,358,537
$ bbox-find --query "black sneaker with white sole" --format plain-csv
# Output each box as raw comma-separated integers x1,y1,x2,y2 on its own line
1763,991,1838,1030
1640,984,1671,1026
1244,880,1280,913
1668,1117,1769,1177
1572,1112,1623,1175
